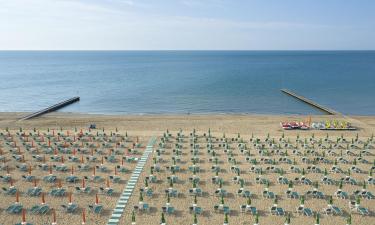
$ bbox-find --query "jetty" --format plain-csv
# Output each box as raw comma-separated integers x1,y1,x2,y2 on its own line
19,96,80,120
281,89,340,115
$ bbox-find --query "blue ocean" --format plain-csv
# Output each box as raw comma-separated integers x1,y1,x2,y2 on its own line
0,51,374,115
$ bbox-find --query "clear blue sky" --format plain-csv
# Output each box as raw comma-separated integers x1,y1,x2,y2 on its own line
0,0,374,50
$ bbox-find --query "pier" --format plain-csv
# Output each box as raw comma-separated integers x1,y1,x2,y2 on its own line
19,96,80,120
281,89,340,115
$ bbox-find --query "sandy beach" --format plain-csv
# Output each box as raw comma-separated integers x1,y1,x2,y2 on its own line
1,112,374,136
0,112,374,225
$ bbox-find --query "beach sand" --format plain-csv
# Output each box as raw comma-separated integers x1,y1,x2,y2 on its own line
0,112,374,225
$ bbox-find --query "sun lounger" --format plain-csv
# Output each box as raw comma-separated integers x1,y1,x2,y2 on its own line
303,208,313,216
357,206,370,216
214,204,230,214
270,206,284,216
2,187,17,195
215,188,227,197
78,164,90,171
240,205,257,215
99,187,114,196
189,206,202,214
43,175,57,183
61,203,78,213
30,204,50,214
49,188,66,197
109,175,121,183
6,203,23,214
237,189,251,198
189,188,202,196
285,190,299,199
26,187,42,197
0,175,12,182
263,190,275,199
89,204,103,214
162,205,175,214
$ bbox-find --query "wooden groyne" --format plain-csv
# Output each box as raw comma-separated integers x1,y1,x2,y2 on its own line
19,97,80,120
281,89,340,115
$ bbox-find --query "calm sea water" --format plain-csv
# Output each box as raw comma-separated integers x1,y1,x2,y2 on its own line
0,51,374,115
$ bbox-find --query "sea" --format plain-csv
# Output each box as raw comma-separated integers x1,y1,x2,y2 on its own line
0,51,374,115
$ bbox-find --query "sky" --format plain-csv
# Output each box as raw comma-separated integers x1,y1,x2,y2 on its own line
0,0,374,50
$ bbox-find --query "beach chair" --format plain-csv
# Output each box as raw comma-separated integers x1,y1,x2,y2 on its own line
189,206,202,214
84,175,103,183
240,205,257,215
303,208,313,216
237,189,251,198
109,175,121,183
189,176,200,184
263,190,275,199
278,177,289,185
331,206,343,216
285,190,299,199
213,204,230,214
30,204,50,214
167,165,181,173
12,155,23,162
134,202,150,212
146,175,157,183
0,175,12,183
321,177,335,185
367,177,375,185
50,156,61,162
162,206,175,214
68,156,80,162
49,188,66,197
116,165,129,173
270,206,284,216
300,177,313,185
22,175,35,182
16,164,28,172
61,203,78,213
43,175,57,183
357,206,370,216
215,188,227,197
307,190,324,199
212,176,223,184
96,165,108,173
105,155,117,163
255,177,269,184
99,187,114,196
362,191,375,199
335,190,349,199
89,204,103,214
26,187,42,197
38,164,49,171
167,175,178,184
232,176,244,184
54,165,68,172
66,175,79,183
75,186,91,194
140,187,153,197
6,203,23,214
78,164,90,171
211,165,220,173
189,188,202,196
188,166,200,173
165,188,178,197
2,187,17,195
